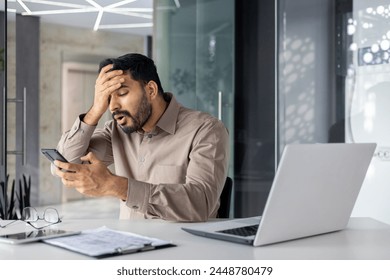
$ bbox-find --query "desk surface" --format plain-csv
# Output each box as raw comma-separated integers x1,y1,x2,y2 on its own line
0,217,389,260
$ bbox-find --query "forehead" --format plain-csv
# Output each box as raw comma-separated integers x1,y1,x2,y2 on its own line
120,72,142,87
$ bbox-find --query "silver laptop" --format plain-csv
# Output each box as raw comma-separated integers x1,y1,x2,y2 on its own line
182,143,376,246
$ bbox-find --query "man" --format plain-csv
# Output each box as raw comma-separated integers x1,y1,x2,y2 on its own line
54,53,229,222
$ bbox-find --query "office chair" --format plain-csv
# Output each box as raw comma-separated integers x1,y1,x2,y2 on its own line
217,177,233,218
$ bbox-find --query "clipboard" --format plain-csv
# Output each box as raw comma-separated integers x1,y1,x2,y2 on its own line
43,226,175,258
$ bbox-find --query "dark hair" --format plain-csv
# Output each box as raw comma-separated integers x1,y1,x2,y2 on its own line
99,53,168,100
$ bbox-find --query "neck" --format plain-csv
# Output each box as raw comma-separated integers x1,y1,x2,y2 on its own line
142,97,168,133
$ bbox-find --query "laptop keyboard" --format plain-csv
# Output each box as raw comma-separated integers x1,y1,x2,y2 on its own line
217,225,259,237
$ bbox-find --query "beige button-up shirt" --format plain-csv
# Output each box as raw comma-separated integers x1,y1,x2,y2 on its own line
57,95,229,221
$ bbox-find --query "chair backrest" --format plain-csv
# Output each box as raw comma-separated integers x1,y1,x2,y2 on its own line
217,177,233,218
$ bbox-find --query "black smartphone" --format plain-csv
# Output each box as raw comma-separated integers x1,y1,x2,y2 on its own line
41,148,69,163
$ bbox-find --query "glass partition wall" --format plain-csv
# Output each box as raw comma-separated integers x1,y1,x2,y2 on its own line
154,0,235,214
154,0,235,173
277,0,337,153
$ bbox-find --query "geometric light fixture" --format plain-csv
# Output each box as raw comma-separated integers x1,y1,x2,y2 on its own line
10,0,153,32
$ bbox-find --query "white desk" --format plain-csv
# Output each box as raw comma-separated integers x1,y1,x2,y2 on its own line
0,217,390,260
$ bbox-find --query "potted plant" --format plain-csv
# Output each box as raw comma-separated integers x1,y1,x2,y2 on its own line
0,174,31,220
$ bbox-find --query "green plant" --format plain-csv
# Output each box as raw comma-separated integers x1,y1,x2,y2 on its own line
0,175,15,219
16,174,31,212
0,174,31,220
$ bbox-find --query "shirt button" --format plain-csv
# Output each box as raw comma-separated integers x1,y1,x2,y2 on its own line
139,157,145,163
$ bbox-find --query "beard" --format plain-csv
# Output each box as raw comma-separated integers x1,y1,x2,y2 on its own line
112,89,152,134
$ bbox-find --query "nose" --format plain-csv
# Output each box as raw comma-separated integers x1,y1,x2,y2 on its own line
109,94,120,113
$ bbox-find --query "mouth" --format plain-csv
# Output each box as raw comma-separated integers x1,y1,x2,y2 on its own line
113,110,132,126
115,114,126,125
113,113,126,125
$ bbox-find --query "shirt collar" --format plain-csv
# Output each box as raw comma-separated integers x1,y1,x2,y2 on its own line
156,93,180,135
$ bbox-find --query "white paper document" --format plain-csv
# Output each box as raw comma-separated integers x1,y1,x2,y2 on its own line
43,226,173,257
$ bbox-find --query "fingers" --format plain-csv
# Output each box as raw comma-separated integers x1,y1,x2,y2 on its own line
96,75,123,93
54,160,78,172
55,164,82,187
97,64,123,88
59,175,84,195
93,65,124,116
56,165,97,197
85,69,121,124
61,177,75,187
98,64,120,79
54,155,110,198
98,64,115,78
80,152,99,164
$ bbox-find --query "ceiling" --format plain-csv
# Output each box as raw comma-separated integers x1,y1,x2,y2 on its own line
5,0,157,36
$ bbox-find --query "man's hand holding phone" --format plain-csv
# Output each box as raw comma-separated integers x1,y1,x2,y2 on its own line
41,148,71,172
53,152,128,200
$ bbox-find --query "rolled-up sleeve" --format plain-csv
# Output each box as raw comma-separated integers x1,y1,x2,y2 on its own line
57,115,114,166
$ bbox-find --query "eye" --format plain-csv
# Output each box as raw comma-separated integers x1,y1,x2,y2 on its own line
117,89,128,96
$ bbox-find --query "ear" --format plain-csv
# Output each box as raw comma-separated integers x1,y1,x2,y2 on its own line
146,81,159,100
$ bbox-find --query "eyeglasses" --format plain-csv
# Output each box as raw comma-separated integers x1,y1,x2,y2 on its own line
22,207,62,229
0,207,62,230
0,220,17,228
